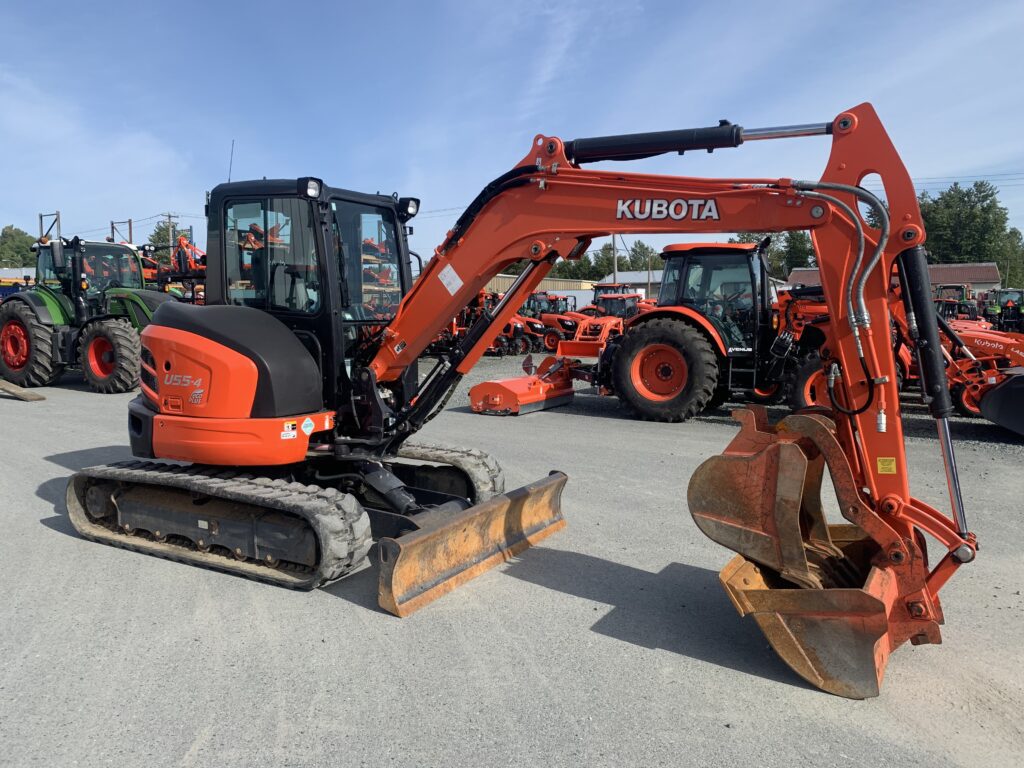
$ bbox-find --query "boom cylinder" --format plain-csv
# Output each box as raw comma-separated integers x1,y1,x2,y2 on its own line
565,121,831,164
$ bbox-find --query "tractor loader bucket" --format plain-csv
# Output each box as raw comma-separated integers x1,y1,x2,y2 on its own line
979,369,1024,436
469,356,575,415
688,407,923,699
377,470,567,616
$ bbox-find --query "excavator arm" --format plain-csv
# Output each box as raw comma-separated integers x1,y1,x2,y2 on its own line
363,103,975,697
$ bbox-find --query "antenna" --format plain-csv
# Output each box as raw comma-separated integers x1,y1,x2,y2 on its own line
227,139,235,182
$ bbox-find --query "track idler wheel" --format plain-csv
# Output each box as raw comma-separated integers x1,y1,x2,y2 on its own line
687,406,942,699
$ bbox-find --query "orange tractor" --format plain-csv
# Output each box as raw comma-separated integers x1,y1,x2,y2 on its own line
67,105,979,698
520,291,586,351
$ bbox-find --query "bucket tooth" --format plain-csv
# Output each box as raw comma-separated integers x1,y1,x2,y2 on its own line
377,471,567,616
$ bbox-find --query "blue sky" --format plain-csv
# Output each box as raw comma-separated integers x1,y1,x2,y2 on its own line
2,0,1023,258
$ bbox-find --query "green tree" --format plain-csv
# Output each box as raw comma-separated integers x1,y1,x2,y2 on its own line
0,225,37,269
780,231,815,275
917,181,1024,287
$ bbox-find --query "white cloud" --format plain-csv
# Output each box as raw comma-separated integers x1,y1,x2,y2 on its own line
0,69,202,242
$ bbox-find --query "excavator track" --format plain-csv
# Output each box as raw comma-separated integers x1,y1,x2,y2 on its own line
66,444,507,592
67,461,372,590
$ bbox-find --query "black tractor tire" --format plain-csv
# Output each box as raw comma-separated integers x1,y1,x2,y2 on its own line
513,336,530,355
529,336,544,353
788,353,828,410
611,318,718,422
703,387,731,412
0,300,63,387
78,319,141,394
543,329,564,352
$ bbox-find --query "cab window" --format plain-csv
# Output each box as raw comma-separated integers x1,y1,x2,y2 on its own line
225,197,320,313
330,200,402,322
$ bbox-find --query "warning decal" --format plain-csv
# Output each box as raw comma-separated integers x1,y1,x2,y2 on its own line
438,264,463,296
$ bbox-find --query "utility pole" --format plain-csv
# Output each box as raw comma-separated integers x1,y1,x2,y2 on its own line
163,212,179,266
110,218,133,243
612,235,619,282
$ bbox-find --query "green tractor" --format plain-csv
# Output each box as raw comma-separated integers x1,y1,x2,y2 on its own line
0,236,175,393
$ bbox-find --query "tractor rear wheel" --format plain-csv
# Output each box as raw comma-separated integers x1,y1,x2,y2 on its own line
788,353,828,410
611,318,718,422
0,301,63,387
78,319,141,394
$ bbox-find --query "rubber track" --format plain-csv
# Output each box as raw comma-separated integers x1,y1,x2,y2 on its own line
396,441,505,502
68,461,372,590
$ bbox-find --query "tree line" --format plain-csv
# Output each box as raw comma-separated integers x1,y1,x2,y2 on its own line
2,181,1022,285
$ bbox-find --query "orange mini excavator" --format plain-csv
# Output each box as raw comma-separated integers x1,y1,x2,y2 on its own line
68,104,976,698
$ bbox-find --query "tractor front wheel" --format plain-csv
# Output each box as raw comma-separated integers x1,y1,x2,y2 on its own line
78,319,141,394
951,384,982,418
543,329,563,352
611,319,718,422
0,301,63,387
788,354,828,410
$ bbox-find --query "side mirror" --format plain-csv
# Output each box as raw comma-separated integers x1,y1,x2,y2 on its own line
50,238,67,270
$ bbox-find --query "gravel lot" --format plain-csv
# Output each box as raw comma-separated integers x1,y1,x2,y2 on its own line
1,357,1022,767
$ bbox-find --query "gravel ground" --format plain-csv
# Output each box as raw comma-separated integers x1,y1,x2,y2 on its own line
1,358,1022,768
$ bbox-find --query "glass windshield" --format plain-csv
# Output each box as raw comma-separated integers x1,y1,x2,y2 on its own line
225,197,321,313
678,254,754,349
596,296,638,317
331,199,402,322
595,284,626,300
1000,291,1023,304
81,245,144,292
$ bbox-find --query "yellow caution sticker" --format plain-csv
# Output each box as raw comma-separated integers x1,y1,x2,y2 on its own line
877,457,897,475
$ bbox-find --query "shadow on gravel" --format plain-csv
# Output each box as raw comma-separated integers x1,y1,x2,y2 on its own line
37,446,135,536
504,547,810,690
320,560,386,611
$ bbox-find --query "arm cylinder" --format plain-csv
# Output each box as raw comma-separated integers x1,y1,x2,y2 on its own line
897,246,953,418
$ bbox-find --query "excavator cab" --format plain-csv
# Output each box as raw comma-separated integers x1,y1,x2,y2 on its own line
207,179,418,413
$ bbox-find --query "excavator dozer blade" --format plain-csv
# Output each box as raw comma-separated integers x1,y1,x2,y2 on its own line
979,370,1024,436
688,407,913,699
377,471,567,616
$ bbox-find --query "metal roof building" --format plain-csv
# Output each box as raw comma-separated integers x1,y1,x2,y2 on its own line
787,262,1002,293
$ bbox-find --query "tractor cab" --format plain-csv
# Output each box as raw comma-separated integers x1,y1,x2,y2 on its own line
657,242,767,352
34,238,153,320
593,293,641,318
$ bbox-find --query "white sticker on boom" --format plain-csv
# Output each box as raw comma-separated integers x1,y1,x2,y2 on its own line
438,264,463,296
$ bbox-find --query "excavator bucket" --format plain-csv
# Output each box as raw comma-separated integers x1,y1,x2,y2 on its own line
688,407,924,699
979,369,1024,436
377,471,567,616
469,356,575,415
